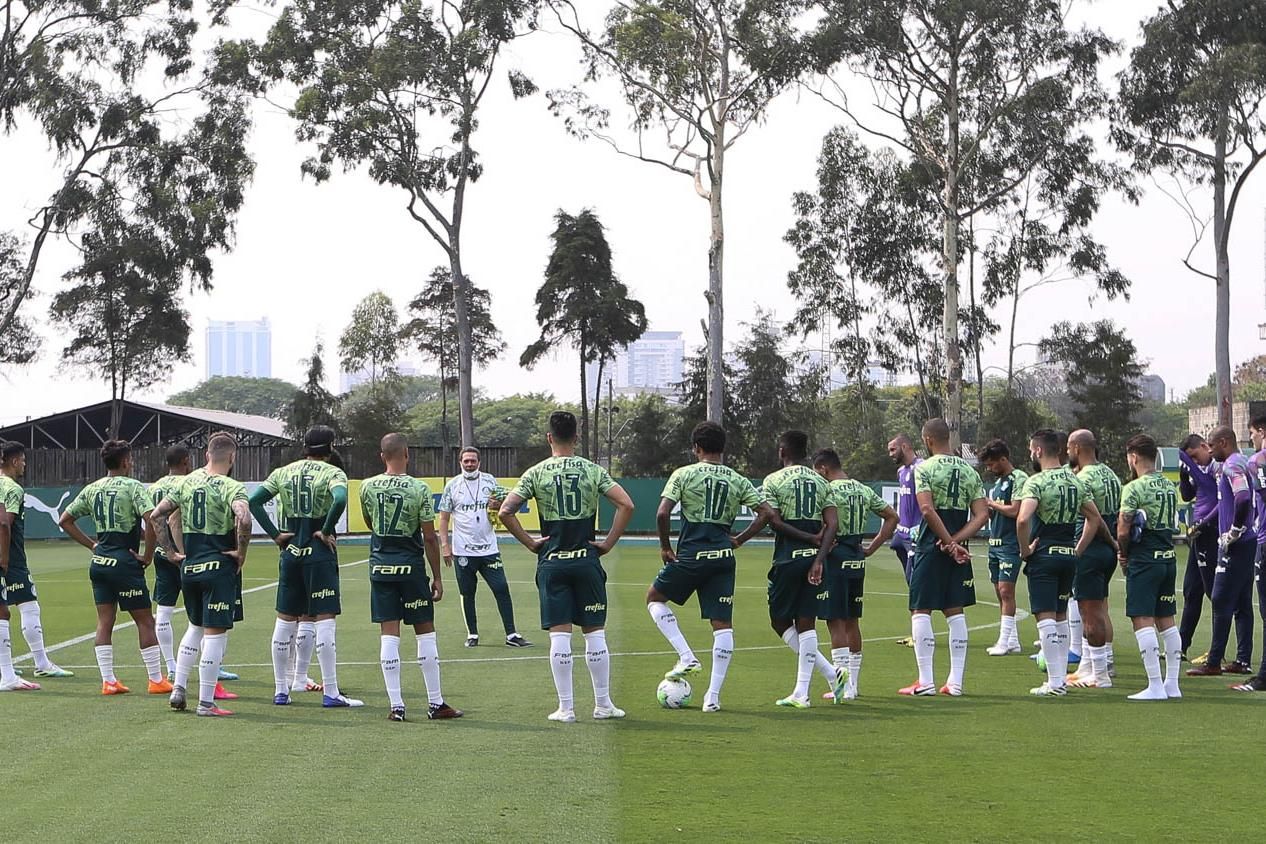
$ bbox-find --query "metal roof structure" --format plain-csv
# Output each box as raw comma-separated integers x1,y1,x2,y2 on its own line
0,399,292,448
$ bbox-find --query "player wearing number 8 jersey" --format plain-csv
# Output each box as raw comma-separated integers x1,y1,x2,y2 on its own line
499,411,635,723
648,422,772,712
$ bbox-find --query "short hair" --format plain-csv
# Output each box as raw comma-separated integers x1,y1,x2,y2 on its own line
1031,429,1061,457
1126,433,1159,461
460,446,480,458
304,425,337,457
1251,415,1266,432
921,418,950,444
1209,425,1237,446
380,432,408,458
890,433,913,448
207,432,237,461
549,411,578,442
977,438,1010,462
165,444,190,467
101,439,131,470
1180,433,1206,451
812,448,842,471
779,430,809,461
0,441,24,464
1068,429,1097,450
691,421,726,455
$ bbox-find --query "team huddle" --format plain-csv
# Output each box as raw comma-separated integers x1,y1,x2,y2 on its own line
2,410,1265,719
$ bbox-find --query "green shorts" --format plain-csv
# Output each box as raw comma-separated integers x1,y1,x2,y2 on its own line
1024,548,1077,615
276,545,341,617
370,577,434,625
536,554,607,629
2,566,36,605
988,552,1021,584
181,559,238,629
652,553,737,621
1075,542,1118,601
152,556,182,607
1126,558,1178,618
233,571,244,622
818,561,864,620
89,552,151,611
908,548,977,611
768,557,824,621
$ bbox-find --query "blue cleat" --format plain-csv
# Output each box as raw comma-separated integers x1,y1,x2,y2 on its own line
217,668,240,681
273,692,291,706
322,693,365,708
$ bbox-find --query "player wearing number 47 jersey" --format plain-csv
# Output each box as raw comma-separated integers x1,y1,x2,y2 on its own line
648,422,773,713
498,411,635,723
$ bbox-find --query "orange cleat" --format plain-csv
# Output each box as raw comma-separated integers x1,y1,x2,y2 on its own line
213,683,239,701
898,681,937,696
148,678,174,694
101,680,131,695
196,705,234,717
939,683,963,697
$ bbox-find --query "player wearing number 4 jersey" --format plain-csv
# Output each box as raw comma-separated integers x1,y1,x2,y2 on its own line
648,422,773,712
499,411,635,723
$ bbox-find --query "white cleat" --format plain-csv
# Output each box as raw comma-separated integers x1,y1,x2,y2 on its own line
593,705,626,720
1029,682,1068,697
664,657,702,680
841,687,858,701
1164,683,1182,699
0,678,41,692
548,708,577,723
702,699,721,713
1128,685,1168,701
987,642,1022,656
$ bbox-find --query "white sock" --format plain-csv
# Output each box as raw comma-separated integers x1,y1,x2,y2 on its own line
707,629,733,704
648,602,694,662
380,635,403,708
176,625,204,690
585,630,612,709
198,633,227,707
0,620,16,683
95,644,115,683
794,630,819,698
17,602,50,671
913,614,935,687
782,626,836,684
271,619,298,694
1038,619,1062,689
947,614,968,689
292,621,317,686
140,644,164,682
1161,626,1182,689
1106,642,1115,664
998,614,1017,648
1087,644,1107,682
549,631,573,712
849,651,863,694
1135,627,1163,688
155,605,177,674
315,619,339,698
1053,620,1070,685
831,646,851,673
1068,601,1083,656
417,632,443,706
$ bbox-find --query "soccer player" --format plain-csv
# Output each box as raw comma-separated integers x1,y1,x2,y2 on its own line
813,448,897,700
648,421,772,712
1117,434,1182,700
361,433,462,721
498,411,634,723
148,444,191,679
1176,434,1220,661
1188,425,1257,677
1,440,71,682
58,439,169,695
901,418,989,697
1066,429,1122,688
1016,430,1105,697
148,432,252,717
888,434,923,583
250,425,362,708
438,446,530,649
978,439,1028,656
762,430,842,709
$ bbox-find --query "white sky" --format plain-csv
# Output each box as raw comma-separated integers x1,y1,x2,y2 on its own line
3,1,1265,425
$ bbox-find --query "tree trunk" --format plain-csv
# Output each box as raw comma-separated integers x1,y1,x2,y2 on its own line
1213,118,1233,427
968,216,984,431
593,357,606,463
579,341,590,460
705,141,726,424
449,252,475,447
943,54,963,451
440,383,450,453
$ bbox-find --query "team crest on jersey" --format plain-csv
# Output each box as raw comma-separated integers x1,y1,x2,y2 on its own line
457,556,469,567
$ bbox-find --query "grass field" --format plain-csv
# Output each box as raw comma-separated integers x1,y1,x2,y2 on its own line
3,538,1263,843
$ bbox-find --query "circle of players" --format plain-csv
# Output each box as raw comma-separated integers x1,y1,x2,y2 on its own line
1,412,1263,719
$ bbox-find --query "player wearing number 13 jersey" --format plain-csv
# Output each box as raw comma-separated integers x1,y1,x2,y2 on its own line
499,411,635,723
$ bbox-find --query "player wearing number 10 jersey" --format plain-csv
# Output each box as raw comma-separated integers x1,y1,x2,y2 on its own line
648,422,772,712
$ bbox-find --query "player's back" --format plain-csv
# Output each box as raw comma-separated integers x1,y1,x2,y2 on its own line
762,464,830,562
665,461,761,557
829,477,887,559
68,475,152,554
1020,467,1086,547
514,455,614,558
1122,472,1177,560
0,474,26,568
1078,463,1122,533
913,454,982,550
263,458,348,543
361,473,432,563
177,468,247,564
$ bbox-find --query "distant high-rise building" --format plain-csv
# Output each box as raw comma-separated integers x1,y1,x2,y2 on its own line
206,319,272,379
1138,373,1166,404
586,331,686,394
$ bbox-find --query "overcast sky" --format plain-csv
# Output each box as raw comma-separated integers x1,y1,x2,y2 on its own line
3,1,1265,426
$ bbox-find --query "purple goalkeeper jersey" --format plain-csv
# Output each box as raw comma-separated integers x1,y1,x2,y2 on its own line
891,458,922,547
1177,449,1219,525
1250,450,1266,544
1216,452,1257,543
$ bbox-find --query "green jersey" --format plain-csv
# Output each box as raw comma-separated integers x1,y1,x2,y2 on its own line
1077,463,1122,536
1017,467,1087,548
828,478,888,560
64,475,154,555
360,474,435,578
172,468,248,564
1120,471,1178,562
661,462,763,558
149,473,186,561
261,459,349,534
512,456,614,559
987,468,1029,555
761,465,832,564
913,454,984,552
0,475,25,571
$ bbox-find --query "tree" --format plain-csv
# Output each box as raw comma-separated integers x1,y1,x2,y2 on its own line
547,1,815,423
613,394,683,477
1040,321,1143,473
521,209,647,459
404,267,505,450
978,389,1057,460
821,383,897,481
169,377,300,418
285,342,339,439
0,232,37,364
815,0,1116,450
1135,399,1190,448
337,378,408,451
339,292,402,388
675,345,742,461
249,0,539,447
1115,0,1266,427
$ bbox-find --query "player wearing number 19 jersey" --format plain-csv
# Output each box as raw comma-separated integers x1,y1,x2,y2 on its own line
648,422,771,712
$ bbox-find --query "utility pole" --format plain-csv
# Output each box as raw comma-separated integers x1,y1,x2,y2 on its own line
606,379,615,471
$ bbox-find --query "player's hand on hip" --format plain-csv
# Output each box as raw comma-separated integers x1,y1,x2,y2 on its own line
275,531,295,550
660,547,677,564
528,536,548,554
313,531,337,552
225,550,244,571
590,539,614,557
170,551,187,565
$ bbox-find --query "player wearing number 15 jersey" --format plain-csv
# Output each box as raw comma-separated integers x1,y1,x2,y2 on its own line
499,411,635,723
648,422,772,712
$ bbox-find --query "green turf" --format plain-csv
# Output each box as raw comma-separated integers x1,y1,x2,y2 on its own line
3,540,1263,842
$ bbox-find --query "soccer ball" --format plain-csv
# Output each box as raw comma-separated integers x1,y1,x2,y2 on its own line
656,678,693,709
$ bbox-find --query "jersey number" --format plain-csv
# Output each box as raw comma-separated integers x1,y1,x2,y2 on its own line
93,490,119,530
289,474,315,515
375,492,406,535
1155,488,1177,528
792,479,817,518
190,489,208,531
1056,485,1080,523
703,478,730,521
946,470,962,508
553,474,584,518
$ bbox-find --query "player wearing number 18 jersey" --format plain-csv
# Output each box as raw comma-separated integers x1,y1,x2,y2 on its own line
648,422,772,712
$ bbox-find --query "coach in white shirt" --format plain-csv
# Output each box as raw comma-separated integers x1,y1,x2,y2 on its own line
438,447,532,648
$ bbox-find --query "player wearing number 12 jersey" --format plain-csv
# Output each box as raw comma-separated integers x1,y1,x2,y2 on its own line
648,422,772,712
